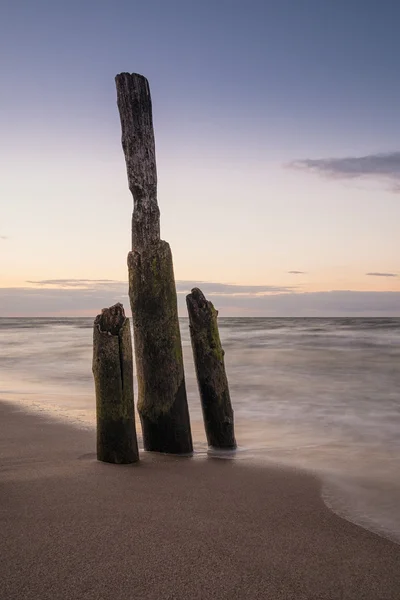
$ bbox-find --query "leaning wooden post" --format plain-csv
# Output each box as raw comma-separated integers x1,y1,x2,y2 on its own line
93,303,139,464
115,72,193,455
186,288,236,450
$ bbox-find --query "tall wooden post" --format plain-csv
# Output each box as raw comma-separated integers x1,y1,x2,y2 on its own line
93,303,139,464
115,73,193,455
186,288,236,450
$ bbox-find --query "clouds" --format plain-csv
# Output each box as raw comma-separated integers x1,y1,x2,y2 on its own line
0,235,8,240
27,279,126,290
1,281,400,317
194,291,400,317
287,271,306,275
175,281,295,295
0,284,129,317
289,151,400,192
366,272,398,278
26,279,296,296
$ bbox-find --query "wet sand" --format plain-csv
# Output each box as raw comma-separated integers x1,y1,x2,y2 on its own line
1,401,400,600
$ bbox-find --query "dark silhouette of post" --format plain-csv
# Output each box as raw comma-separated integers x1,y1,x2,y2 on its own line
186,288,236,450
93,303,139,464
115,72,193,455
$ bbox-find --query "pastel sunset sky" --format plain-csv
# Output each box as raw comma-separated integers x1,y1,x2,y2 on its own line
1,0,400,316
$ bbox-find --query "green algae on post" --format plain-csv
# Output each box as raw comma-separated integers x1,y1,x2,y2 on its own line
186,288,236,450
93,303,139,464
115,72,192,454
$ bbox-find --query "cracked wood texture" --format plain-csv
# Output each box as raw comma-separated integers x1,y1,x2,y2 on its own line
186,288,236,450
93,303,139,464
115,73,160,251
115,73,192,454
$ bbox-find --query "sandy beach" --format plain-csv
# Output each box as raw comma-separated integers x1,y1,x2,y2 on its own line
1,401,400,600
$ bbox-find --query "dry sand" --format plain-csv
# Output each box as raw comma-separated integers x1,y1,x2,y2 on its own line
1,401,400,600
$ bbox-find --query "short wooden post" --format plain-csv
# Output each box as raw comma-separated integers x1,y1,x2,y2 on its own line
115,72,193,454
93,303,139,464
186,288,236,450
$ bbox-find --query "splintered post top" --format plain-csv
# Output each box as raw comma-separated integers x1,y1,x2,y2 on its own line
115,72,160,250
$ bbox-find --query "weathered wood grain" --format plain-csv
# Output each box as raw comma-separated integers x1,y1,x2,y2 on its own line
116,73,192,454
93,303,139,463
186,288,236,450
115,72,160,251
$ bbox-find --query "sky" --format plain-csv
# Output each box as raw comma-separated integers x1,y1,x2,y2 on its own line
1,0,400,316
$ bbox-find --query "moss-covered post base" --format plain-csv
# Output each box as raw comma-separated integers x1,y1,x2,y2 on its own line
92,303,139,464
128,243,193,454
139,382,192,454
186,288,236,450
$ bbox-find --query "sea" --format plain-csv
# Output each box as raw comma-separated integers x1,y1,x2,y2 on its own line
1,317,400,544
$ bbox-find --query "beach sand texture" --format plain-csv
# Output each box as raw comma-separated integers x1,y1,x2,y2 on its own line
1,401,400,600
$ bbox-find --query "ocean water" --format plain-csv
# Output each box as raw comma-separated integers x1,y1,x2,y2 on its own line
1,317,400,543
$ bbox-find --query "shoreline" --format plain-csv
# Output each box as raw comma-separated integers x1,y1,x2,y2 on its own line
3,393,400,547
1,400,400,599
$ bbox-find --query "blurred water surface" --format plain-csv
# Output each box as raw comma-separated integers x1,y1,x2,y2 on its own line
1,317,400,543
